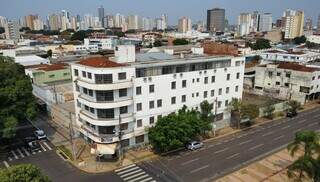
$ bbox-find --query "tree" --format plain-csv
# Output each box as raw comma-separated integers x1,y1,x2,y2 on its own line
263,104,275,119
153,40,162,47
240,104,259,120
293,36,307,45
47,50,52,58
0,56,37,139
248,39,271,50
19,27,31,32
70,30,87,41
287,100,301,114
0,27,4,34
287,130,320,181
0,164,50,182
173,38,189,45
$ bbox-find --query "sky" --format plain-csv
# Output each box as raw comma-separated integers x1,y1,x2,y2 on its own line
0,0,319,25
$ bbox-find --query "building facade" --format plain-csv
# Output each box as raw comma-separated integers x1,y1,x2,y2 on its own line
260,50,320,64
71,45,245,153
207,8,225,32
259,13,272,32
178,17,192,33
283,10,304,39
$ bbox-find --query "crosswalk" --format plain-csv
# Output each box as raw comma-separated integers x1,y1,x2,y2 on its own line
115,164,156,182
4,141,53,165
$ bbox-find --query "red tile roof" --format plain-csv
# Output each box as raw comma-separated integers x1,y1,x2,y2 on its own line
277,63,320,72
77,57,125,68
37,63,69,71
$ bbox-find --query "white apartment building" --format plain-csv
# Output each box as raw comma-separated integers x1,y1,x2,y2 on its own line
71,45,245,155
260,50,320,64
83,38,116,51
254,63,320,103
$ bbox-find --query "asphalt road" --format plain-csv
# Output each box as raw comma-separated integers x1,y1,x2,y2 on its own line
143,107,320,182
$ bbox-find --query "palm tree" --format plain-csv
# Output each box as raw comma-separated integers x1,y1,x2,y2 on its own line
287,156,315,181
287,130,320,158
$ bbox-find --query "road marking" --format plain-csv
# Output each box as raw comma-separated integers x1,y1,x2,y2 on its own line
39,143,46,151
11,150,18,159
294,128,302,133
22,147,30,156
127,174,149,182
115,164,136,172
208,144,215,148
3,161,9,168
308,123,318,127
8,157,12,161
248,144,264,151
281,125,291,130
123,171,146,181
16,149,25,158
262,131,274,137
298,119,307,124
238,139,253,146
120,169,142,178
190,165,209,173
32,151,36,155
140,177,153,182
214,147,229,154
313,114,320,119
273,135,285,141
181,158,200,166
226,153,240,160
117,166,139,175
43,142,52,150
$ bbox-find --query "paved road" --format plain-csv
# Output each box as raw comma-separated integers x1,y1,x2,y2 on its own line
143,107,320,182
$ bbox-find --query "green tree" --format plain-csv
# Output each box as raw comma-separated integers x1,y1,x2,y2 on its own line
70,30,87,41
240,104,259,120
263,104,275,119
287,100,301,114
0,164,50,182
287,156,317,181
173,38,189,45
229,98,242,129
248,39,271,50
0,56,37,139
153,40,162,47
293,36,307,45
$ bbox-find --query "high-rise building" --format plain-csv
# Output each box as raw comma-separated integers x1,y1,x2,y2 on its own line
305,18,313,31
178,16,192,33
49,14,61,30
207,8,225,32
98,5,105,27
259,13,272,32
71,16,77,30
25,14,38,30
0,16,7,27
4,21,20,40
33,18,44,30
128,15,139,30
161,14,168,30
196,21,205,32
105,15,114,28
283,10,304,39
317,15,320,33
238,13,252,36
251,11,260,32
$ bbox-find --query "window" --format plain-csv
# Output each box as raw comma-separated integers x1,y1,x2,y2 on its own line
157,99,162,107
211,90,215,97
204,77,208,84
218,101,222,108
83,87,88,94
136,86,141,95
120,123,128,130
120,106,128,114
135,135,144,144
192,93,194,97
49,74,55,78
276,82,280,85
87,72,92,79
312,76,315,80
119,88,127,97
118,72,126,80
225,100,229,107
63,72,69,76
149,85,154,93
219,88,222,95
182,95,186,102
236,72,240,79
285,83,290,87
285,73,291,78
226,87,229,94
192,79,195,83
95,74,113,84
197,78,200,82
149,117,155,124
96,90,113,101
121,139,129,147
77,100,81,108
90,107,95,114
82,71,87,77
137,103,142,111
204,91,208,98
211,76,215,83
76,85,80,92
236,61,241,66
235,86,239,92
277,72,281,76
268,71,273,77
137,119,142,127
74,69,79,76
171,81,176,89
196,92,199,97
88,89,93,96
171,97,176,104
149,101,155,109
84,105,89,111
182,80,187,88
97,109,114,119
227,74,230,80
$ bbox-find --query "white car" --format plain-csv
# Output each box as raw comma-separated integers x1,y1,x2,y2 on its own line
186,141,204,150
34,130,47,140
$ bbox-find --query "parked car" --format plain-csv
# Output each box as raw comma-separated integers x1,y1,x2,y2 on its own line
24,138,41,152
34,130,47,140
186,141,203,150
286,111,298,118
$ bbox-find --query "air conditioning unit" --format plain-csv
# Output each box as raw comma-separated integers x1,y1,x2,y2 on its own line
173,74,177,78
224,68,227,71
143,77,147,82
148,77,152,81
180,73,183,77
204,70,207,74
214,69,217,73
199,71,202,74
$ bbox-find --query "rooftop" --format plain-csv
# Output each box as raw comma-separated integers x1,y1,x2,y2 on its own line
77,57,126,68
261,62,320,72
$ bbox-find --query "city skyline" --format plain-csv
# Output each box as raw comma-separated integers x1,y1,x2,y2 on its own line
0,0,319,25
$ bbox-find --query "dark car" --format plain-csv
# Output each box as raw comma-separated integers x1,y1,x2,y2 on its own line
286,111,298,118
24,137,41,152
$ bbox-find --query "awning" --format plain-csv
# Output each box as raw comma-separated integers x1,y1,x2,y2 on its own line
91,143,118,155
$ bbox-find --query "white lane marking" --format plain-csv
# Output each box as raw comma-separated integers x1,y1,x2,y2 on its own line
181,158,200,166
214,147,229,154
11,150,18,159
127,174,149,182
262,131,274,137
115,164,136,172
313,114,320,119
308,123,318,127
226,153,240,160
120,169,143,178
8,157,12,161
117,166,139,175
123,171,146,181
190,165,209,173
281,125,291,130
22,147,30,156
43,142,52,150
238,139,252,146
294,128,302,133
208,144,215,148
32,151,36,155
248,144,264,151
3,161,9,168
273,135,285,141
298,119,307,124
39,143,46,151
140,177,153,182
16,149,25,158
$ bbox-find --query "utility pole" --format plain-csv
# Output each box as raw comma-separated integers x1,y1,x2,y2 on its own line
69,112,76,160
118,114,123,165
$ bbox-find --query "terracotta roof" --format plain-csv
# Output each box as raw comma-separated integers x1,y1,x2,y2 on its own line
277,63,320,72
77,57,125,68
36,63,69,71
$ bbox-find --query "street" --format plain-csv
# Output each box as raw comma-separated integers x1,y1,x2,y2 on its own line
141,107,320,182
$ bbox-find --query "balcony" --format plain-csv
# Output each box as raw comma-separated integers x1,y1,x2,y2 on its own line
79,111,134,126
78,95,133,109
76,78,133,91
